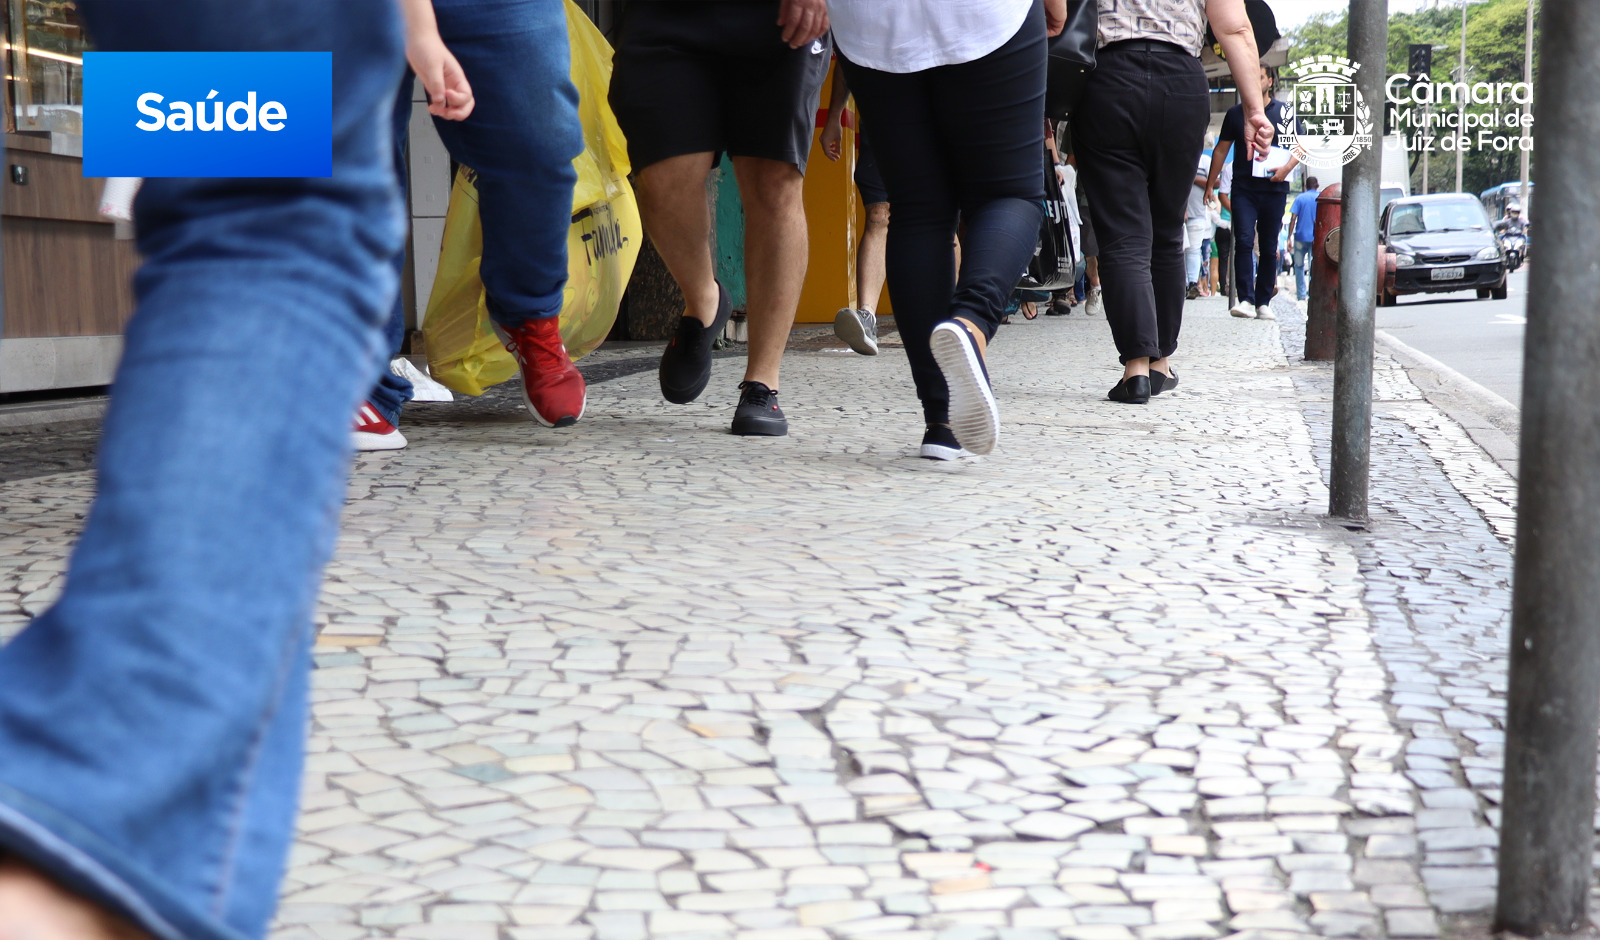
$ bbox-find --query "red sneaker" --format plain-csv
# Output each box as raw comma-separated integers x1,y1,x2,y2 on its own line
353,402,407,451
504,316,586,427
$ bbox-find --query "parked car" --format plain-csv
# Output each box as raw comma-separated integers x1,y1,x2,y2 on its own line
1379,193,1507,306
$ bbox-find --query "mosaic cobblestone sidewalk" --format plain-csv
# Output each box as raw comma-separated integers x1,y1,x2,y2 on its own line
0,295,1537,940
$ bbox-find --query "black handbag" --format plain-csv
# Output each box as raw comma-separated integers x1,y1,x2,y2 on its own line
1045,0,1098,121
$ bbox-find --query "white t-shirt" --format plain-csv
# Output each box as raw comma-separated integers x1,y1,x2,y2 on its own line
826,0,1032,74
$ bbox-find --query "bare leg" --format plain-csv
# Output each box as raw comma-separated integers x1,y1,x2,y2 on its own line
1150,355,1171,377
0,859,151,940
732,156,808,389
1087,255,1100,289
857,202,889,313
1122,356,1150,381
633,152,721,326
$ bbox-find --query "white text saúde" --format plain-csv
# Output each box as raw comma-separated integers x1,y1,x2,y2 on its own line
135,90,287,132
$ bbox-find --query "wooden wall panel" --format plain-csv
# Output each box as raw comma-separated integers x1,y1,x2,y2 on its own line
1,218,138,338
3,149,105,223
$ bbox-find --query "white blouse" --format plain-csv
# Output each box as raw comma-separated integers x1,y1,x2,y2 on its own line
826,0,1033,74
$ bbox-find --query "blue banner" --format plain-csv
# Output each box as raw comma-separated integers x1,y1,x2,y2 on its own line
84,51,332,177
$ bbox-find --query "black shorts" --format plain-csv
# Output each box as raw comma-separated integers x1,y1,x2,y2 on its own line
854,131,888,205
610,1,831,175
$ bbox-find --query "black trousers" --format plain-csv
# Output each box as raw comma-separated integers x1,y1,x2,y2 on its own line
839,1,1046,424
1072,42,1209,364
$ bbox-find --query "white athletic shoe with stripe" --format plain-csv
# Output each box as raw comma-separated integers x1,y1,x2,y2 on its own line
353,401,407,451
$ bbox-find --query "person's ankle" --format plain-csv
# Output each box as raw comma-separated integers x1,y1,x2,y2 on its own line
952,317,987,356
684,281,721,326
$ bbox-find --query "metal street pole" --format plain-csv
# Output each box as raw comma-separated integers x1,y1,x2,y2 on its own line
1495,1,1600,934
1519,0,1534,207
1456,0,1468,192
1328,0,1385,524
1421,102,1430,194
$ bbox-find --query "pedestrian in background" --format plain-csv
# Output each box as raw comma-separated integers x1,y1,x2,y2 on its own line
0,2,421,938
1288,175,1319,301
1073,0,1273,405
820,62,888,356
1208,63,1297,321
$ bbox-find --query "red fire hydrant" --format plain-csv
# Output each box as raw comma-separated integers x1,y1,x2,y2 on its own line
1305,183,1342,361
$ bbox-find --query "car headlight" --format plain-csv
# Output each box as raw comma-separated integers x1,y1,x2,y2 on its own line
1476,246,1502,260
1394,253,1416,267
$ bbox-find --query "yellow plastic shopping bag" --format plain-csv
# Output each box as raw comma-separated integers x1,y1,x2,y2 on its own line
423,0,642,395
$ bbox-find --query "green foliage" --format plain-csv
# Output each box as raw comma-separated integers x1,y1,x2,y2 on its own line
1281,0,1537,197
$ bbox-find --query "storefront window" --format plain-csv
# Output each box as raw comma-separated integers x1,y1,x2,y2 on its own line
6,0,85,135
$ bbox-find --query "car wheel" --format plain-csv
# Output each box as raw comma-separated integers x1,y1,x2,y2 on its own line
1379,289,1395,307
1492,280,1509,301
1477,288,1492,299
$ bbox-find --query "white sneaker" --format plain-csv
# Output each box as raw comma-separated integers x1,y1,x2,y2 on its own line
833,306,879,356
1230,301,1256,318
1085,287,1104,318
1255,305,1276,320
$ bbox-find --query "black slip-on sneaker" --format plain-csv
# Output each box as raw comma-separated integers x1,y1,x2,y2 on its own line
919,423,972,461
659,283,732,404
730,381,787,436
1149,367,1178,396
929,320,998,455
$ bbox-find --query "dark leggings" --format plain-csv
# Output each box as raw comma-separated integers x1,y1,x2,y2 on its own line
1072,42,1209,364
839,2,1046,424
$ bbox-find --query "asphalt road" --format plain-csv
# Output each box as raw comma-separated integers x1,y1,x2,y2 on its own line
1376,267,1529,408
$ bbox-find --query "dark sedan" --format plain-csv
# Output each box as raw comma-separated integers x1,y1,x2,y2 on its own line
1379,194,1507,305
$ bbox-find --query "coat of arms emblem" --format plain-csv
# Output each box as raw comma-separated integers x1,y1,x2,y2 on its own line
1281,56,1373,169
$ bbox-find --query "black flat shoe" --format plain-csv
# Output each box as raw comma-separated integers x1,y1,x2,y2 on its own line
1108,374,1151,404
1149,368,1178,396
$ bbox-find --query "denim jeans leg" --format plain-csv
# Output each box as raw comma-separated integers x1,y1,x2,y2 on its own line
369,72,419,426
1293,240,1312,299
0,4,405,940
430,0,582,330
1230,189,1260,306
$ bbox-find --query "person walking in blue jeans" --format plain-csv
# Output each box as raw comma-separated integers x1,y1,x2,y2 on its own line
1288,175,1319,301
0,3,425,938
1207,64,1299,321
355,0,585,451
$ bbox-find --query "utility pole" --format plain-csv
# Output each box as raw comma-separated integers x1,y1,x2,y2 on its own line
1519,0,1535,208
1495,1,1600,935
1456,0,1469,192
1421,101,1430,194
1328,0,1385,524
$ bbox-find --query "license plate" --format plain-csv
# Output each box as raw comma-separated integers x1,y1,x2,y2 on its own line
1431,267,1465,281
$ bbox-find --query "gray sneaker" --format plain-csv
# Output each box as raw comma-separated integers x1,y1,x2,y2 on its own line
1084,287,1104,318
834,307,879,356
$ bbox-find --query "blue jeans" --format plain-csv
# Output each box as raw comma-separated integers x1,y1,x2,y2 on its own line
1293,238,1313,300
1229,186,1287,307
368,0,582,425
0,4,404,940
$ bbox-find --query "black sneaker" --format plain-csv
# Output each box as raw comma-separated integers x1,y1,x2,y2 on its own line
928,320,998,455
1185,282,1200,300
731,381,787,436
920,423,972,461
659,283,732,404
